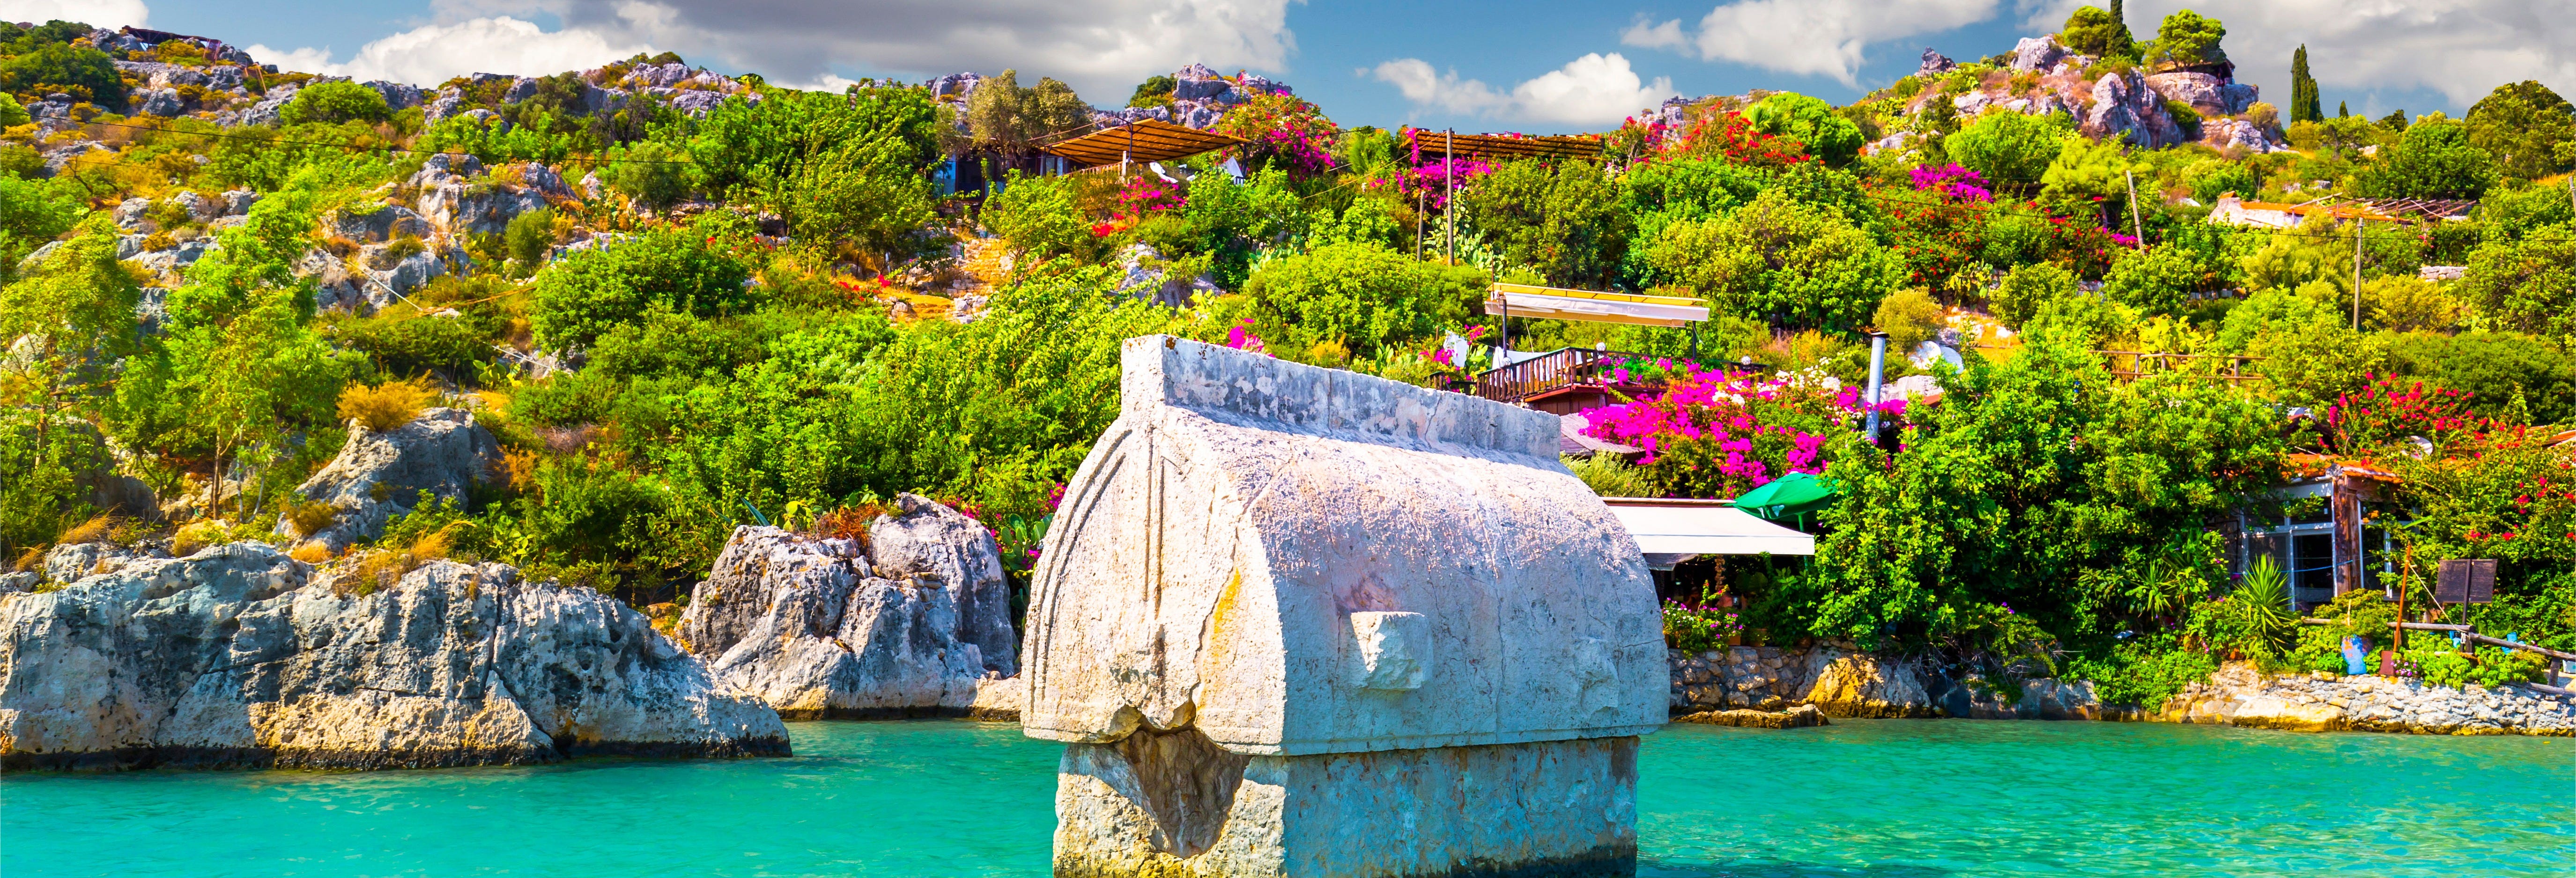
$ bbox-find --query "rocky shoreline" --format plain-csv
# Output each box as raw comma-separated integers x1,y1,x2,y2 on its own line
1669,645,2575,737
1,543,788,771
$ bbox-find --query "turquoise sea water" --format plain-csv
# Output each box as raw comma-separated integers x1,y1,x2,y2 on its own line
2,719,2565,877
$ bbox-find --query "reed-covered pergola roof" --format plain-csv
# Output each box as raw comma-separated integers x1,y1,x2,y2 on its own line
1404,129,1604,161
1040,119,1243,167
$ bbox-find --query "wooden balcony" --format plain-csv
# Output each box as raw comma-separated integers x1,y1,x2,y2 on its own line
1474,347,1657,414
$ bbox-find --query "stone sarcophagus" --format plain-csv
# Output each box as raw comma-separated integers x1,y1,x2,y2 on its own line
1024,336,1663,877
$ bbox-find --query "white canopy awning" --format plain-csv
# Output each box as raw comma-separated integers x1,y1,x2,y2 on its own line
1484,284,1709,328
1600,498,1815,557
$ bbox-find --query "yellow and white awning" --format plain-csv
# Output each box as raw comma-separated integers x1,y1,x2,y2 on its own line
1484,284,1709,328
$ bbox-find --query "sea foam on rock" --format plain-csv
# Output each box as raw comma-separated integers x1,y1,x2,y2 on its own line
675,494,1019,719
0,543,788,771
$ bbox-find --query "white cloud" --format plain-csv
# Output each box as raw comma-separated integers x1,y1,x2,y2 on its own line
1,0,148,29
1372,52,1674,126
2112,0,2576,110
249,16,654,83
1624,0,1998,87
443,0,1301,104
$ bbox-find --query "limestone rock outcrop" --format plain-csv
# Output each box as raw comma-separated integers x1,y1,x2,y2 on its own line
281,407,501,549
2084,70,2187,148
1029,336,1661,877
0,543,788,770
674,498,1018,719
1668,644,1941,718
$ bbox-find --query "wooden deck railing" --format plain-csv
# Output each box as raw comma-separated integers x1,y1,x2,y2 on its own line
1474,348,1646,404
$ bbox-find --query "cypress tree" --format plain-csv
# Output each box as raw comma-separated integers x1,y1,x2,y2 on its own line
2339,101,2349,118
2289,45,2323,124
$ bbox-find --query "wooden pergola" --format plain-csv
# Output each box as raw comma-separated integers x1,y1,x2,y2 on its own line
1040,119,1243,175
1403,129,1604,161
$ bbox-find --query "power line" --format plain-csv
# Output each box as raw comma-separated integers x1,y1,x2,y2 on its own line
70,118,701,165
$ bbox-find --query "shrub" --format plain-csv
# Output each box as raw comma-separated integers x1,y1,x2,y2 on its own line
1743,93,1865,166
529,216,758,350
1239,241,1487,358
2100,243,2202,317
1563,453,1654,498
1990,261,2075,330
1947,112,2072,187
338,378,435,433
286,501,338,537
1873,287,1944,355
503,207,556,268
277,81,392,125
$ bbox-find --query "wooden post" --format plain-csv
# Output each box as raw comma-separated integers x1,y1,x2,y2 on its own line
2124,170,2145,249
2395,545,2410,651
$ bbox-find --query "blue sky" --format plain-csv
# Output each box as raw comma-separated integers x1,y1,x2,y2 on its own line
22,0,2562,134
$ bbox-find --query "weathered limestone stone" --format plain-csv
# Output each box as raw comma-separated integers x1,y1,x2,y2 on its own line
0,543,787,770
674,508,1014,719
281,407,500,549
1029,336,1661,877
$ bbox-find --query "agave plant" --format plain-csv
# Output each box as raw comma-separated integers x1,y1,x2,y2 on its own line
2234,555,2296,651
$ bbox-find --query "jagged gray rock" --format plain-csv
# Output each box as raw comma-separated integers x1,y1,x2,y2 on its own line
282,407,500,549
412,153,549,236
1918,48,1956,77
0,543,789,770
2010,36,2067,73
2084,70,2186,148
674,494,1017,719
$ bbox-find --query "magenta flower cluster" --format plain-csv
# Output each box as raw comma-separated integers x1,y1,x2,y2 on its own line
1577,367,1904,494
1225,319,1269,355
1910,163,1993,202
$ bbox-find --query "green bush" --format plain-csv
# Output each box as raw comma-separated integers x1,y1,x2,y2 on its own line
1239,241,1487,358
2067,642,2216,710
2100,243,2202,317
277,81,392,126
2454,223,2576,347
1743,93,1865,167
2059,7,2137,61
0,42,123,108
2184,159,2261,204
1989,261,2071,329
983,171,1096,261
2354,118,2497,200
530,216,759,350
503,207,556,270
1947,112,2071,187
1644,188,1901,332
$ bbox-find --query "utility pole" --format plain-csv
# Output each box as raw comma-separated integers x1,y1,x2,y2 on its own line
2124,170,2145,250
1443,128,1456,266
1415,184,1425,260
2353,215,2364,332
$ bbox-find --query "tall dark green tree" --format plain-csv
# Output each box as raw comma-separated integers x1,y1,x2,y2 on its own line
2289,45,2324,124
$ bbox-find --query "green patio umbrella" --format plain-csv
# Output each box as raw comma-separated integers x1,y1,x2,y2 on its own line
1731,472,1837,527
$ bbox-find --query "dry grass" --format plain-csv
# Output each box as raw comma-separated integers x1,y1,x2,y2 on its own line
288,542,333,564
57,515,113,546
808,504,888,547
340,523,457,598
11,547,42,573
339,378,436,433
170,520,229,557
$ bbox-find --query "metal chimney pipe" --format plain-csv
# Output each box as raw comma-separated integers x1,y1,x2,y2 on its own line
1863,332,1889,443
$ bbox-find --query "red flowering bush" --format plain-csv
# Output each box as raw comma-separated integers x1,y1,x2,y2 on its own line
1667,110,1811,168
2326,373,2487,455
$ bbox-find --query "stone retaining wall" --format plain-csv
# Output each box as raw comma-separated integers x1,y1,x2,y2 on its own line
1670,647,2575,736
